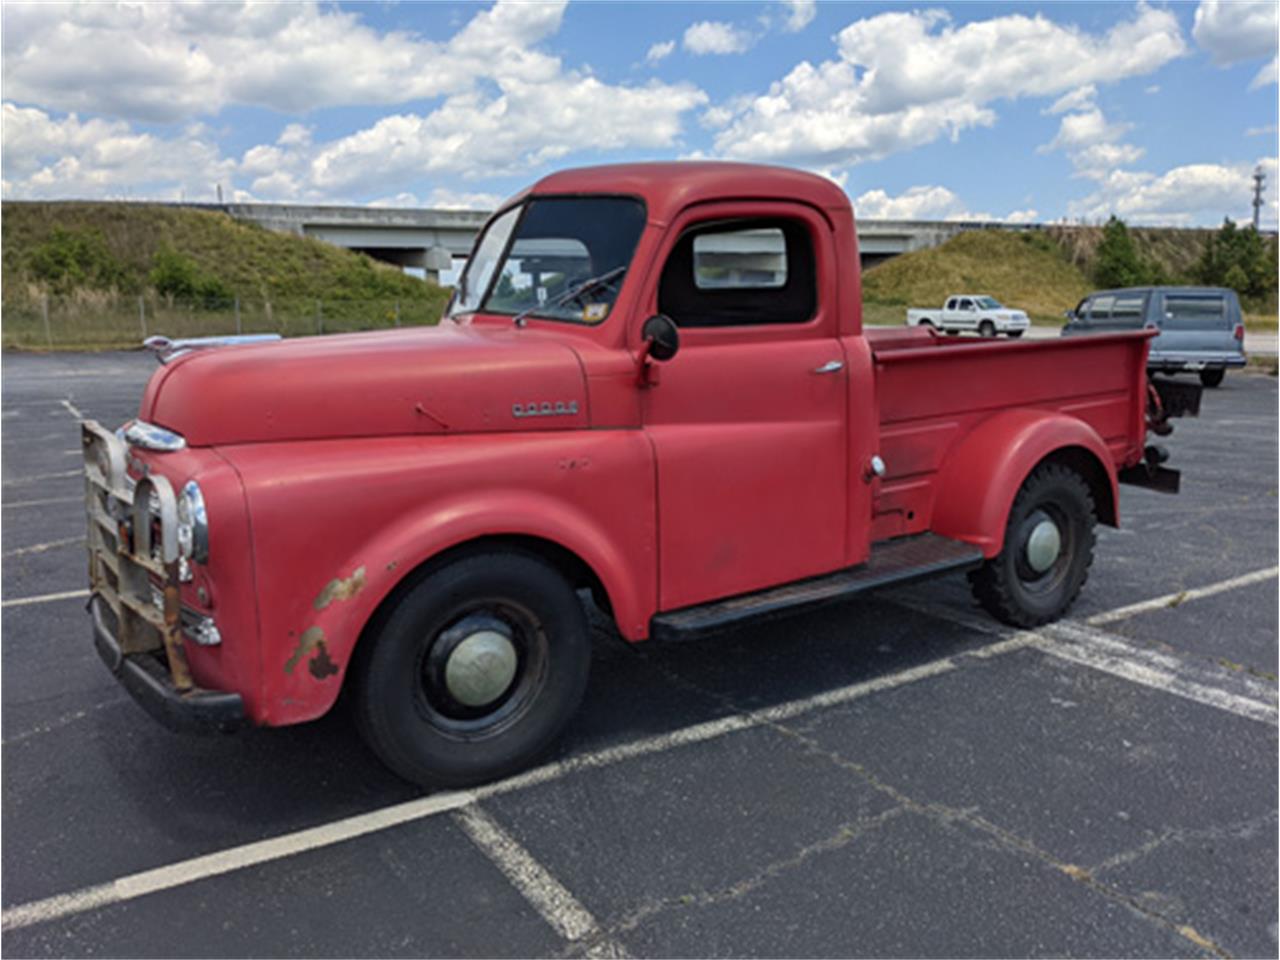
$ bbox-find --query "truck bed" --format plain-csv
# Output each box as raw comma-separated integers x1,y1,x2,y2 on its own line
864,327,1151,540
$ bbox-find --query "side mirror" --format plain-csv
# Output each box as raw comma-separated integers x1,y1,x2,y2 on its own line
1063,310,1075,320
641,314,680,362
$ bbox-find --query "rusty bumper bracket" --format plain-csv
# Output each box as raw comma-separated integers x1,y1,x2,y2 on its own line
92,596,244,734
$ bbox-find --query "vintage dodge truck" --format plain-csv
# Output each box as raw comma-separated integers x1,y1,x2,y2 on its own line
82,163,1196,787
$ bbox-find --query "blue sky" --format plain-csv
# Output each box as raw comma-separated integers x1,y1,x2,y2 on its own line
3,1,1277,226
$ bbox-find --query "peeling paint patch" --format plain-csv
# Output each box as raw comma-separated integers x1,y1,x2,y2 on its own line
308,641,338,680
314,566,366,611
284,626,325,675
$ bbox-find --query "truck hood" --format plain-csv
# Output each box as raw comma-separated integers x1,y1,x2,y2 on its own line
139,324,590,446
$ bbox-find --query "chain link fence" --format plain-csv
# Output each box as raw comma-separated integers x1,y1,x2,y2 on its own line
3,295,447,350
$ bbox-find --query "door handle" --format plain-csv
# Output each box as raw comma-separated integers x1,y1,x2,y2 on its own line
813,360,844,374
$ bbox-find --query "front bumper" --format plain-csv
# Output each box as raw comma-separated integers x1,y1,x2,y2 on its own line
82,419,242,734
92,596,244,733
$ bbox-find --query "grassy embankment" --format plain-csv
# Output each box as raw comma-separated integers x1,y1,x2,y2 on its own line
862,227,1278,331
2,202,451,349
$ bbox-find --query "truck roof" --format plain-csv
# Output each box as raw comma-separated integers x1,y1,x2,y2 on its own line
522,162,852,222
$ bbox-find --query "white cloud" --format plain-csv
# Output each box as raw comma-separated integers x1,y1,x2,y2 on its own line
852,184,1033,222
646,39,675,63
708,4,1186,168
1040,101,1145,180
683,21,753,56
1250,56,1278,89
1,102,234,200
368,188,503,211
1071,156,1279,227
1192,0,1278,65
781,0,816,33
1046,85,1098,115
1,1,569,123
1246,124,1278,136
1144,84,1161,94
2,2,709,201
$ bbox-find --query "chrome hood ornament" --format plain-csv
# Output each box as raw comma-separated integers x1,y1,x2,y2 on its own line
144,334,282,364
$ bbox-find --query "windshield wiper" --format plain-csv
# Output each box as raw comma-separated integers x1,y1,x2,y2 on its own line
512,265,627,327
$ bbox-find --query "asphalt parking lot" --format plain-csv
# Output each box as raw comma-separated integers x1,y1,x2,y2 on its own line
2,350,1276,959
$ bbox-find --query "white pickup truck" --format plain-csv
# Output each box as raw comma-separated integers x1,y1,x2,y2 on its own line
906,295,1031,338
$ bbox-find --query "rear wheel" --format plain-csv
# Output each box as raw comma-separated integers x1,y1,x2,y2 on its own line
351,550,590,788
969,463,1096,627
1007,330,1024,339
1199,368,1225,388
979,320,996,338
920,319,936,331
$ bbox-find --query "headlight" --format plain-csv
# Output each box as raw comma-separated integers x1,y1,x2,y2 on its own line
177,480,209,564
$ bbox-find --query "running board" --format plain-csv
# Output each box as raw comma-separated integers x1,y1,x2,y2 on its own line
651,533,985,642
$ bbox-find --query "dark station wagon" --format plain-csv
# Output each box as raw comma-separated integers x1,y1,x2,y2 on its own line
1063,286,1246,387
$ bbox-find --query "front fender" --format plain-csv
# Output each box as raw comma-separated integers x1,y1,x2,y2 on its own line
931,409,1118,558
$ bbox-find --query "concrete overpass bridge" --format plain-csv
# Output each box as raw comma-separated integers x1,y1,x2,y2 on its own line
208,202,1039,281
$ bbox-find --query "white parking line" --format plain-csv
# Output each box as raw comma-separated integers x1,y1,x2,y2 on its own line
59,399,85,420
1086,566,1279,626
2,496,82,509
3,537,85,558
2,469,83,485
3,572,1275,934
1,589,90,609
892,595,1278,726
454,806,623,955
0,791,476,932
0,634,991,932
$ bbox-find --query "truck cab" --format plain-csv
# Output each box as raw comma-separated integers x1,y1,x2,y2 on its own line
82,163,1191,788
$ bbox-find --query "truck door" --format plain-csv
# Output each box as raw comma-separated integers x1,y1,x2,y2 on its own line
639,204,848,612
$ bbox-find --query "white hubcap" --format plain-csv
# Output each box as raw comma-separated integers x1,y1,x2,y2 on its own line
445,631,518,707
1026,518,1062,574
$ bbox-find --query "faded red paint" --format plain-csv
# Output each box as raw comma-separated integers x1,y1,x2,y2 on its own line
125,162,1153,726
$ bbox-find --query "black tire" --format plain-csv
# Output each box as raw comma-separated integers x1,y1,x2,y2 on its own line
979,320,996,338
1007,330,1024,339
920,319,936,331
351,550,590,788
1199,368,1225,388
968,463,1096,627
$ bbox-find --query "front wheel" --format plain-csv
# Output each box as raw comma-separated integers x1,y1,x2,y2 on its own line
351,550,591,788
968,463,1096,627
979,320,996,338
1007,330,1024,339
1199,368,1225,388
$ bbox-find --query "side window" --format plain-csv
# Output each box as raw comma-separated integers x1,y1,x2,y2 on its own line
658,218,816,328
958,298,973,310
1163,294,1225,328
945,298,956,310
1090,295,1115,320
1111,295,1145,328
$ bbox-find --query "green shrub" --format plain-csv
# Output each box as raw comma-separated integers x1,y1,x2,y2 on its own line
28,227,129,293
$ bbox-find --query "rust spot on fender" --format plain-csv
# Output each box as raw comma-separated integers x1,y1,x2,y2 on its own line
284,626,325,675
308,641,339,680
314,566,367,611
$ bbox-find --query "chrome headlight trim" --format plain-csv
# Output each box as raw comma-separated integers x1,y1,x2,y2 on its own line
178,480,209,565
124,420,187,452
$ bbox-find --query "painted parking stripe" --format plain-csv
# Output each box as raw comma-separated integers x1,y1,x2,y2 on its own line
892,595,1277,726
1,589,90,609
4,572,1274,932
1086,566,1279,626
2,496,82,509
2,469,83,485
1,635,1001,932
454,806,625,956
59,399,86,420
3,537,84,558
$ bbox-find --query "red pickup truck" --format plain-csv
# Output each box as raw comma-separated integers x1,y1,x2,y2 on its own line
82,163,1196,787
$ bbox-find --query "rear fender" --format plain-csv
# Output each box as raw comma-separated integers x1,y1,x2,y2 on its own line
265,490,652,725
931,409,1118,558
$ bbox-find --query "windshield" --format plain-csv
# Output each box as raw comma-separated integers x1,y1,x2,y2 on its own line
449,196,646,325
976,296,1003,309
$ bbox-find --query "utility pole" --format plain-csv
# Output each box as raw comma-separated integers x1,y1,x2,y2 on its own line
1253,165,1265,230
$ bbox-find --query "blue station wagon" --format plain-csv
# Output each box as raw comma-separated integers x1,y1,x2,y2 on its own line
1062,286,1246,388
